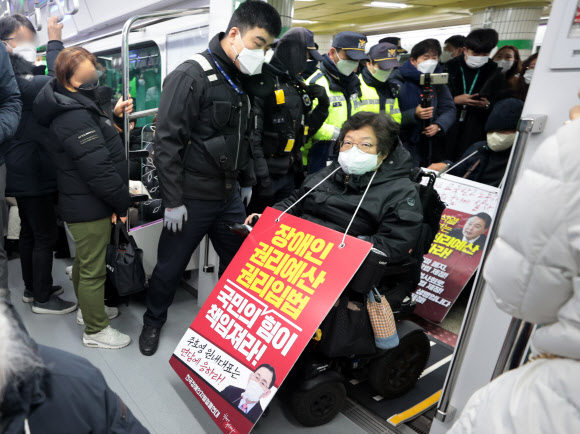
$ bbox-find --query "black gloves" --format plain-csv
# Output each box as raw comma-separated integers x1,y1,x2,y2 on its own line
307,84,330,108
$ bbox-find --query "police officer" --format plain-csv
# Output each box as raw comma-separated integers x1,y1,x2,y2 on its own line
248,27,329,214
304,31,369,174
358,43,402,122
139,2,281,356
379,36,408,61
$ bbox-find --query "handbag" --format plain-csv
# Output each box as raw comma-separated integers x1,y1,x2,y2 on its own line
317,296,376,358
106,221,146,296
367,288,399,350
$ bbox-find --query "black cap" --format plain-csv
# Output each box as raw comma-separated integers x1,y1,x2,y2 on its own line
485,98,524,132
332,31,369,60
368,43,400,69
304,28,323,61
378,36,408,54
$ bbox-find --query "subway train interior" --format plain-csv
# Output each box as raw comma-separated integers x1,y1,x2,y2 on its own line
0,0,579,433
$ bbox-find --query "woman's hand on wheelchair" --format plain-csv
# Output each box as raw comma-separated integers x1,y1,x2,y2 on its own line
245,213,261,225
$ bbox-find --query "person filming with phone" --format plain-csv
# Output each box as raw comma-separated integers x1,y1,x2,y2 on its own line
388,38,456,167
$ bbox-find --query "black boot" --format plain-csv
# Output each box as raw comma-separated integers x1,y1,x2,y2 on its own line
139,325,161,356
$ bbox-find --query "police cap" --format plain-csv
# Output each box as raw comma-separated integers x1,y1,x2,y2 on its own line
332,31,369,60
378,36,408,54
368,43,400,69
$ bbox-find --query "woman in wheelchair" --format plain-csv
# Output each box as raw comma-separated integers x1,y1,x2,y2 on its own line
246,111,424,300
246,112,430,426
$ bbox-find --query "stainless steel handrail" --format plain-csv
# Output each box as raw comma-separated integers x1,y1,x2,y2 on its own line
129,108,158,122
121,8,208,161
121,8,208,231
435,116,541,423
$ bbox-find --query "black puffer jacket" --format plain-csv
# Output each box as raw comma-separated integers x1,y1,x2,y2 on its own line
3,41,64,197
274,144,423,261
0,42,22,164
33,79,130,223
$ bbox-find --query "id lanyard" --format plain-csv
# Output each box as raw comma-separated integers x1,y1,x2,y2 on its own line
459,67,480,122
207,46,243,95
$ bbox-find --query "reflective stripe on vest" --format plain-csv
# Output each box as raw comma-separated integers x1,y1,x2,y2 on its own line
305,71,353,143
357,79,402,123
190,53,217,82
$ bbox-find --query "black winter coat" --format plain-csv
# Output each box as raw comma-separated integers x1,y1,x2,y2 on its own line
33,79,130,223
448,140,510,187
0,42,23,164
443,55,499,160
3,41,63,197
274,144,423,262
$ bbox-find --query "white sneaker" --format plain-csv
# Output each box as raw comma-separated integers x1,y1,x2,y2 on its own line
77,306,119,325
65,265,73,280
82,326,131,349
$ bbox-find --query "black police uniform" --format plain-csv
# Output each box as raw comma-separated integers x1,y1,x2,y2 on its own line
143,33,255,330
248,27,329,214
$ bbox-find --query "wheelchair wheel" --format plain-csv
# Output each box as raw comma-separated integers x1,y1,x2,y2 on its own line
368,331,430,398
290,382,346,427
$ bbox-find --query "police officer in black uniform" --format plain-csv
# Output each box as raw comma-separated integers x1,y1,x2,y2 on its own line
247,27,330,213
139,2,281,356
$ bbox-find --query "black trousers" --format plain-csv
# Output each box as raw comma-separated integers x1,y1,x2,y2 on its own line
17,195,58,303
143,194,246,329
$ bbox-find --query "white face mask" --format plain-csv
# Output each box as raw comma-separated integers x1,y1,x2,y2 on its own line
487,131,516,152
494,59,514,73
371,67,392,82
465,54,489,69
417,59,438,74
523,69,534,84
338,146,379,175
242,379,265,402
233,34,266,76
13,42,37,63
138,78,146,86
440,51,453,63
336,58,358,77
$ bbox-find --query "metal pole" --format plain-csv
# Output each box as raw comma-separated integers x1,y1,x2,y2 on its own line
491,318,535,379
121,8,209,231
435,116,541,423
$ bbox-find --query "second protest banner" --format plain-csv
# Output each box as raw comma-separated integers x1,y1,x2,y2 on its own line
413,175,500,323
170,206,372,434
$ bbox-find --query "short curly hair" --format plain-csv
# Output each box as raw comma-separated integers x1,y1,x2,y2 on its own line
338,111,400,156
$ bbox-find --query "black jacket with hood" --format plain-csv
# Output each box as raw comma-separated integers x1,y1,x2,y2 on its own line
274,143,423,261
3,41,64,197
33,78,130,223
250,29,329,186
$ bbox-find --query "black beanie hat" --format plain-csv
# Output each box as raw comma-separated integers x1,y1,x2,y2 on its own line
485,98,524,132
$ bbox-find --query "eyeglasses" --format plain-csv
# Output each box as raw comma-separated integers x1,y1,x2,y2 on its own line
339,140,376,152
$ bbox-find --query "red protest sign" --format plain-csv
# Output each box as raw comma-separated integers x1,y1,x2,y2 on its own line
413,175,500,323
171,206,371,434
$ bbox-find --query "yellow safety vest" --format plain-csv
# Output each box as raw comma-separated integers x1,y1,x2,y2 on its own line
302,70,359,166
357,79,402,124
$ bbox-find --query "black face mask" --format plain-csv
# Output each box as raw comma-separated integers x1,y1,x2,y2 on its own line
74,77,99,99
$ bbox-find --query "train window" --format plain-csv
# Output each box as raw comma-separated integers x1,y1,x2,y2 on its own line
95,42,161,127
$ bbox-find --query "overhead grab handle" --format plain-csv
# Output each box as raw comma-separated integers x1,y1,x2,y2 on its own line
47,0,80,23
32,1,42,31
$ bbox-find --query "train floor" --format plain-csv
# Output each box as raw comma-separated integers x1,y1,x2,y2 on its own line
8,257,371,434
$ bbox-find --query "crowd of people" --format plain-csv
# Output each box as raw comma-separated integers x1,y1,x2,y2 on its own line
0,1,574,432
